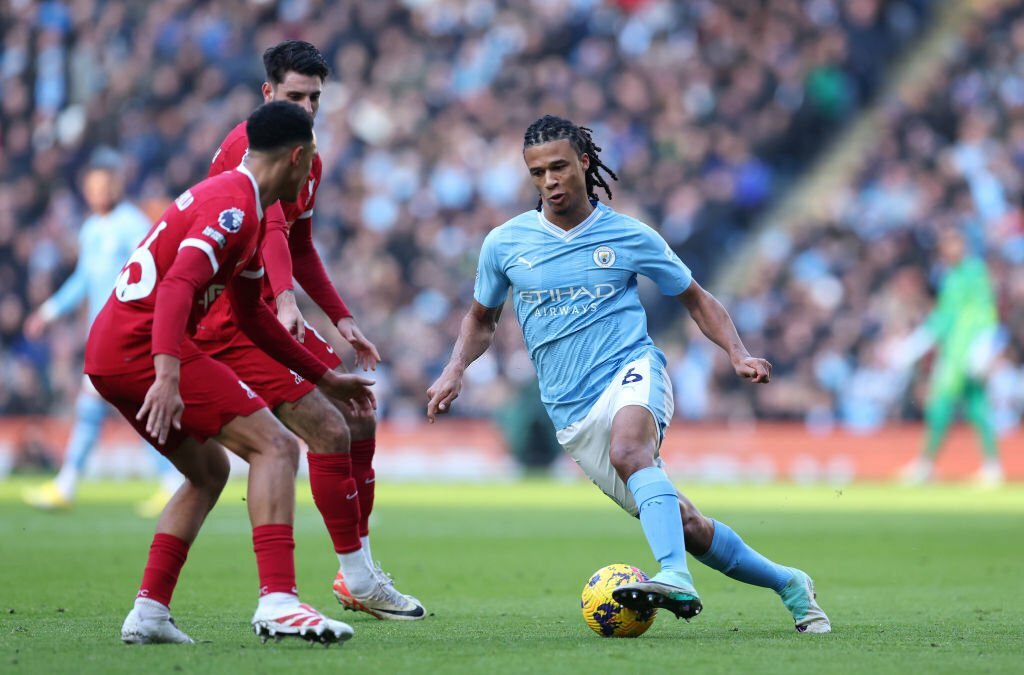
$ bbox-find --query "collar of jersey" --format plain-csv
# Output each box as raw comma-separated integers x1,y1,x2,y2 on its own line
536,202,607,241
236,162,264,221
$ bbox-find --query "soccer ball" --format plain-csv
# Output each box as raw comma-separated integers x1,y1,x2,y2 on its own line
580,564,657,637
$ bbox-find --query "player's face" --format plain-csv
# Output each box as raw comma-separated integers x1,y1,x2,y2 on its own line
82,168,122,216
264,72,323,118
281,138,316,202
524,139,591,224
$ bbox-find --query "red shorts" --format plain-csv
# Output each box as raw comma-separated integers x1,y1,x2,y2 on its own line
195,322,342,410
89,341,267,455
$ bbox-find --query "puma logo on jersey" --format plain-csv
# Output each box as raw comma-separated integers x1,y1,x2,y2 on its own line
516,256,537,270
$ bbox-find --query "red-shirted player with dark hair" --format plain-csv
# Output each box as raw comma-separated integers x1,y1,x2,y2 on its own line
86,101,369,645
195,40,423,620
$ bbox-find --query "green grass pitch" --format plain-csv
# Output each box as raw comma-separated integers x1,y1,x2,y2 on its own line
1,478,1022,674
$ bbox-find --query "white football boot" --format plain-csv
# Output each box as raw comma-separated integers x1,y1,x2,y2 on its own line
780,569,831,633
333,567,426,620
121,598,195,644
251,594,354,645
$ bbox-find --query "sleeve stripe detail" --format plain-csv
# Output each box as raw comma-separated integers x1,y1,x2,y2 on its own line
299,209,314,219
179,238,219,274
240,267,265,279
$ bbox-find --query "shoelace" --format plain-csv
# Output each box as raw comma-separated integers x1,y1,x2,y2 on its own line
372,561,396,588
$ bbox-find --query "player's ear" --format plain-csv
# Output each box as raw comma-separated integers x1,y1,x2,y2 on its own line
261,82,273,103
580,152,591,171
289,144,304,166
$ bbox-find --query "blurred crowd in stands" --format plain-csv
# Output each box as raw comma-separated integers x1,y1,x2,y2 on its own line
702,1,1024,435
3,0,975,432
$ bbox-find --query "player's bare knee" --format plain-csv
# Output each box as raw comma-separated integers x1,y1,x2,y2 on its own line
609,443,653,481
334,397,375,439
206,450,231,495
264,430,302,474
345,411,375,440
307,407,350,454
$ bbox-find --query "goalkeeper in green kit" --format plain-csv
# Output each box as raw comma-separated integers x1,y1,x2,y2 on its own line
892,228,1004,486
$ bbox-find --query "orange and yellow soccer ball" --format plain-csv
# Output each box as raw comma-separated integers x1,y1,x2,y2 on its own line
580,564,657,637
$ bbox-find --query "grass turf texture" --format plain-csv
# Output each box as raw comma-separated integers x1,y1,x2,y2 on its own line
1,479,1022,674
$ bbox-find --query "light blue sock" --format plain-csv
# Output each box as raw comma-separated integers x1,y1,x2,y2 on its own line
627,466,690,578
695,520,793,593
64,393,107,473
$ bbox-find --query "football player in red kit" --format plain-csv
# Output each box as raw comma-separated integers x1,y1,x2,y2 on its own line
196,40,423,619
86,101,370,645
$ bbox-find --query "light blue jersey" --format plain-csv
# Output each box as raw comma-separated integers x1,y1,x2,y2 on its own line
41,202,151,325
474,202,692,430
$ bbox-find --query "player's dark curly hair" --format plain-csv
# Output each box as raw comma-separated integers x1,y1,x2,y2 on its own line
263,40,329,85
523,115,618,203
247,101,314,152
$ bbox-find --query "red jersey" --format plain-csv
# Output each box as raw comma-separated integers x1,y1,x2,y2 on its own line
195,121,349,344
85,168,266,375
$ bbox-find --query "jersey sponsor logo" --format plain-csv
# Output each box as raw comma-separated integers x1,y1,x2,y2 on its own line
202,226,227,249
217,208,244,234
289,369,305,385
515,256,537,270
175,190,194,211
201,284,224,309
518,283,616,304
593,246,615,267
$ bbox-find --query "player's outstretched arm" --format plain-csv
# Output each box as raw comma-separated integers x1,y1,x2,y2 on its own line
426,301,502,421
677,280,771,384
229,273,376,413
335,317,380,371
286,218,380,370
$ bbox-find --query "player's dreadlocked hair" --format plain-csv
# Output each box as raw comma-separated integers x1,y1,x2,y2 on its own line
263,40,329,85
523,115,618,203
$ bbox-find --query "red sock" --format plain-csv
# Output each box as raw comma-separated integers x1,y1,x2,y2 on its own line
350,438,376,538
307,452,361,554
252,524,297,596
137,533,190,607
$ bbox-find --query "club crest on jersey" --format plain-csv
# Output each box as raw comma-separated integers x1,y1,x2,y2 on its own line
217,207,244,234
593,246,616,268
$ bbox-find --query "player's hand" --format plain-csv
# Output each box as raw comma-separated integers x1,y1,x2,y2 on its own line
23,311,47,340
318,370,376,413
734,356,771,384
137,374,184,446
426,369,463,423
336,317,380,371
276,291,305,343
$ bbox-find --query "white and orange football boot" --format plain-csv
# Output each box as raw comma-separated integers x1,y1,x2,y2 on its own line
332,566,426,621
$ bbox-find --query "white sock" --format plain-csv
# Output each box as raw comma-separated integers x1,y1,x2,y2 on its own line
54,466,78,500
361,536,373,568
338,550,375,595
257,592,300,613
134,597,170,619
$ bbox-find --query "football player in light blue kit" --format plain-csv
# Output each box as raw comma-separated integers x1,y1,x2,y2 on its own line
428,116,830,633
23,149,181,515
